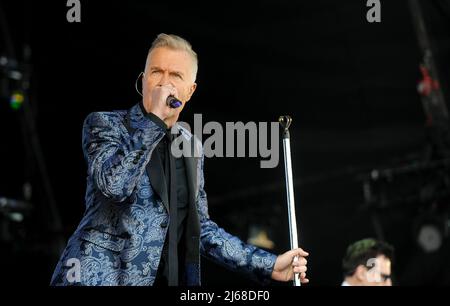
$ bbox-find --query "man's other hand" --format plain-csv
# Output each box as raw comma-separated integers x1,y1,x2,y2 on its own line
271,248,309,283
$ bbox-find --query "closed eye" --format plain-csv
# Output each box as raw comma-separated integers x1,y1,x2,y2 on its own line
150,69,162,75
170,72,183,80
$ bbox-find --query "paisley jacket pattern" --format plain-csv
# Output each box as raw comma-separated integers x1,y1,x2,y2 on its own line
50,103,277,286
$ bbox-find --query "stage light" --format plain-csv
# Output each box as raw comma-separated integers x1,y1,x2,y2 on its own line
414,213,448,253
417,223,442,252
247,225,275,250
10,91,24,110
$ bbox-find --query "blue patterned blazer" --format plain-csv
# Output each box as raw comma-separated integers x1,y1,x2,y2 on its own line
50,103,277,286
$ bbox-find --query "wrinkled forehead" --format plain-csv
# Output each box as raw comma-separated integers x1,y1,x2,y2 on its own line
146,47,195,75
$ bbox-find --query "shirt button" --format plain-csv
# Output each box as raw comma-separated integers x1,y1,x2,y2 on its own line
160,221,168,228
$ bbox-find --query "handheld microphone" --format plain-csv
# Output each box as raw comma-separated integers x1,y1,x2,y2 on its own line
167,96,182,108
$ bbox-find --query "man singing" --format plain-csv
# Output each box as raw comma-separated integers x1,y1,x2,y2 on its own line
50,33,309,286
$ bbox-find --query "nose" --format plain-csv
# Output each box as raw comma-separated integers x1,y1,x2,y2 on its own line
158,71,171,86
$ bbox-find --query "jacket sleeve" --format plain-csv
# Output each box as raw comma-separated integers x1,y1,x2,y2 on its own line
82,111,165,202
197,154,277,284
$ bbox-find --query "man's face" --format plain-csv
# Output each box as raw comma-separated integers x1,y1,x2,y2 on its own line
142,47,197,119
363,255,392,286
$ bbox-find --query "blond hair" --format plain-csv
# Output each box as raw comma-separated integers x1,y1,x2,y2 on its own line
147,33,198,81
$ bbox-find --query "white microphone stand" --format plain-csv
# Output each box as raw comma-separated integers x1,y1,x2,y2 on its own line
279,115,301,286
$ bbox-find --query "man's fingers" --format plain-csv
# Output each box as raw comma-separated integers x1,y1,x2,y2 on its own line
289,248,309,258
291,272,309,283
293,266,307,273
154,84,178,101
299,272,309,283
297,248,309,257
161,84,178,97
292,257,307,266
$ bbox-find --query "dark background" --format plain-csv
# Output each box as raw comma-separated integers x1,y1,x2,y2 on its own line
1,0,450,286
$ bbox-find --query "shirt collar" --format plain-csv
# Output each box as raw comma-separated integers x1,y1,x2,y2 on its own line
139,101,181,139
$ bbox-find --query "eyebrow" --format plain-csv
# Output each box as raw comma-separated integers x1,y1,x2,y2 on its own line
170,71,184,78
149,66,162,72
149,66,184,78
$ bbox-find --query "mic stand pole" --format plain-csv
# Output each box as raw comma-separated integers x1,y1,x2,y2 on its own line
279,115,301,286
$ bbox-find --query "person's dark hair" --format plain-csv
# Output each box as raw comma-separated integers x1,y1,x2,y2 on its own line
342,238,394,277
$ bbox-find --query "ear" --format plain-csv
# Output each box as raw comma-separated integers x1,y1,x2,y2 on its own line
185,82,197,103
354,265,367,282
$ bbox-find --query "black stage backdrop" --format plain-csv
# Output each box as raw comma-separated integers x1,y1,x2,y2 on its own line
1,0,450,286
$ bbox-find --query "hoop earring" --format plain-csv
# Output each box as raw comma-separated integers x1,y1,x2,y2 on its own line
135,72,144,96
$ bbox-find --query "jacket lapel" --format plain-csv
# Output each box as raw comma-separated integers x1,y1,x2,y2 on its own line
177,124,202,201
184,156,198,206
126,103,169,212
184,153,201,266
147,149,169,212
